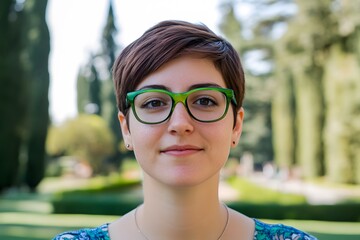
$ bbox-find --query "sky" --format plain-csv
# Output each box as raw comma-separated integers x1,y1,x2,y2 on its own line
46,0,224,124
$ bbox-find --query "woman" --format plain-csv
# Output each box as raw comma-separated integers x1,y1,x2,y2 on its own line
54,20,317,240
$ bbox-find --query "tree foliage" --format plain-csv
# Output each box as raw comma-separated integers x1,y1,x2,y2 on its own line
75,0,125,171
47,115,115,175
0,0,50,192
22,0,50,191
220,1,274,165
275,0,360,183
219,0,360,183
0,0,27,192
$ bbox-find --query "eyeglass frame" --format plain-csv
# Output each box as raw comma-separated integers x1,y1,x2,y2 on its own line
125,87,238,124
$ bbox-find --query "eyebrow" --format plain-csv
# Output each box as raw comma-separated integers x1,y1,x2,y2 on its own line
138,84,170,91
138,83,223,92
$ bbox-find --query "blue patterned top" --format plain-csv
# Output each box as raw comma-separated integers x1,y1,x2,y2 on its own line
253,219,317,240
53,219,317,239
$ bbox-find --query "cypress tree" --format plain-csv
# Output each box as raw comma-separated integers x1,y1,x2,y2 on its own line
271,66,296,169
75,0,126,173
76,66,90,114
321,0,360,183
89,57,102,115
219,0,360,183
0,0,27,192
23,0,50,191
100,0,125,169
219,1,288,166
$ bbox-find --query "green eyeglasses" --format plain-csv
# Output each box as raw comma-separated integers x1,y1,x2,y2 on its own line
126,87,237,124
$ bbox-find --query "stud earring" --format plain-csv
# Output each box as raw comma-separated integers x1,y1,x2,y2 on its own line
126,144,130,148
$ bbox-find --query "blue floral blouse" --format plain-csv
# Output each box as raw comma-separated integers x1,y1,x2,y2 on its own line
53,219,317,239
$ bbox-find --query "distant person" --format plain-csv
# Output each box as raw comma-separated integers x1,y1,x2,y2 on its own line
53,20,317,240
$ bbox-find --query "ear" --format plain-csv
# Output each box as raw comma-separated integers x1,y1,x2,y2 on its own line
231,107,244,147
118,111,132,149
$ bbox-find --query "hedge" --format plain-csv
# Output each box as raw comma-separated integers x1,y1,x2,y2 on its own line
227,202,360,222
52,195,360,222
52,194,142,216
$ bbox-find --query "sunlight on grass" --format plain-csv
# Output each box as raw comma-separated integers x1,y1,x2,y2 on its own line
0,225,51,239
0,213,119,240
0,212,118,227
310,177,360,191
2,174,359,240
0,200,52,213
228,177,307,204
263,219,360,235
39,173,141,195
308,178,360,202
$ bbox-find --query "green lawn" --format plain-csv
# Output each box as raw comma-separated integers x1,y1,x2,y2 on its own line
1,212,359,240
0,212,117,240
1,176,359,240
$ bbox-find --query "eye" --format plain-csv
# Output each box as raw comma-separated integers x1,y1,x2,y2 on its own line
193,97,217,106
141,99,167,109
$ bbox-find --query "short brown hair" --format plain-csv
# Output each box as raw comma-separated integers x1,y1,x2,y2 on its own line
113,20,245,117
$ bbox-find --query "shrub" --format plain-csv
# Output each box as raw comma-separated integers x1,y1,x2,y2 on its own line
47,114,115,174
227,202,360,222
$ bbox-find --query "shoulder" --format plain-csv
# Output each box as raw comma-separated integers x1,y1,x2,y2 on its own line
52,223,110,240
253,219,318,240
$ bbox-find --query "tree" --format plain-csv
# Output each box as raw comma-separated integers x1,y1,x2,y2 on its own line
47,115,115,175
76,0,125,171
0,0,50,192
100,0,124,169
219,1,276,166
76,65,89,114
76,54,103,115
22,0,50,191
319,1,360,183
0,0,27,192
274,1,360,183
219,0,360,183
89,56,102,115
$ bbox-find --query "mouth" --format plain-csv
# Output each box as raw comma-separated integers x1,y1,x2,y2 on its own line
160,145,203,156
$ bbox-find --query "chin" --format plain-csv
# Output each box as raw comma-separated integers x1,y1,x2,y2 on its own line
158,170,218,189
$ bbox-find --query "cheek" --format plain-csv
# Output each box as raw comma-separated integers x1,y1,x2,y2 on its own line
129,117,162,148
132,127,160,145
130,125,161,167
206,117,234,142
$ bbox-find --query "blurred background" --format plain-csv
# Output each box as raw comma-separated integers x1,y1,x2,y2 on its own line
1,0,360,239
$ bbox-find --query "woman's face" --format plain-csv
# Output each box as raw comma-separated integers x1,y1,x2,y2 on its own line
119,56,244,187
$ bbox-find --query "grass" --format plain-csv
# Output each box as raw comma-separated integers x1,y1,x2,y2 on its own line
1,175,360,240
227,176,307,204
41,173,140,194
0,212,118,240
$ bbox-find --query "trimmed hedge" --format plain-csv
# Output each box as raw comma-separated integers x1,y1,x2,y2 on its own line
52,194,360,222
51,176,360,221
51,176,143,216
56,178,141,195
227,202,360,222
52,194,142,216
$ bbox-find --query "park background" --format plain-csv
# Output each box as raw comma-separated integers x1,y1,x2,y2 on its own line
1,0,360,239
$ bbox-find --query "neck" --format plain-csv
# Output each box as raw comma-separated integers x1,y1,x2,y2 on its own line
137,172,227,240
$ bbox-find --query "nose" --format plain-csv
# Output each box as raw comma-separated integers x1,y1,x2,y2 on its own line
167,103,194,134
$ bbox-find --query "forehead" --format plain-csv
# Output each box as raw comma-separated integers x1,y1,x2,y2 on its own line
136,56,226,91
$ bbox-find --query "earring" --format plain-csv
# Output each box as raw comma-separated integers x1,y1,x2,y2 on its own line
232,141,236,145
126,144,130,149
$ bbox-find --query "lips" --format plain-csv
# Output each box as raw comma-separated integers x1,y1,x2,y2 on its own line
160,145,203,156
